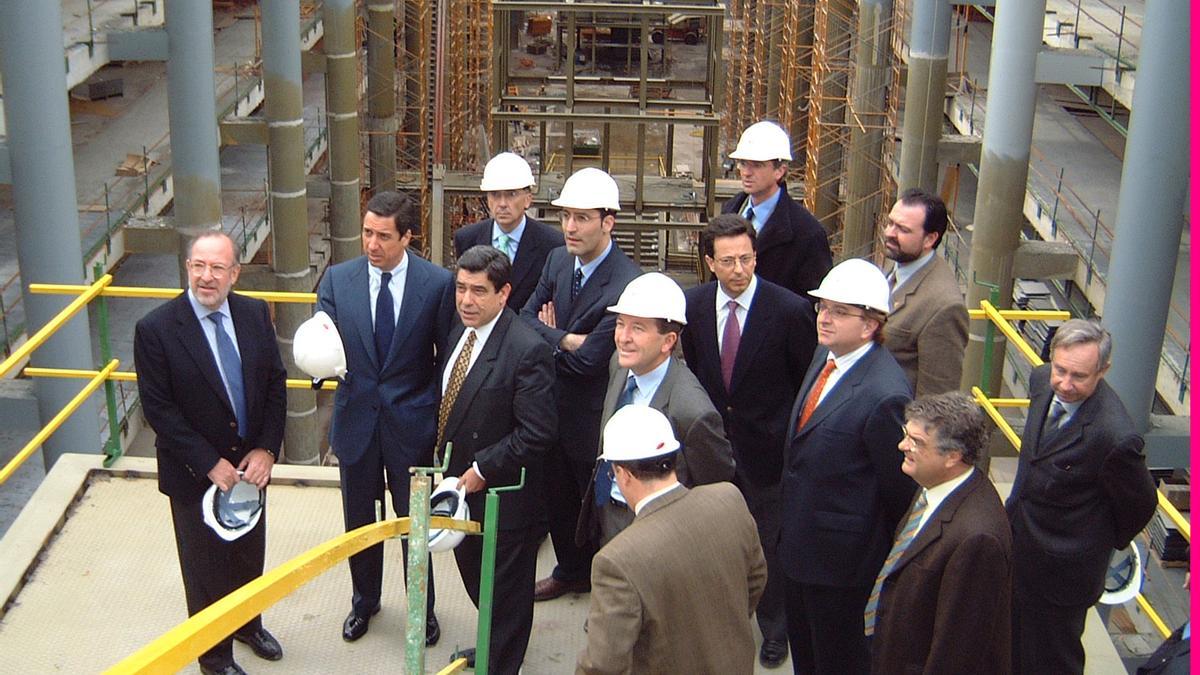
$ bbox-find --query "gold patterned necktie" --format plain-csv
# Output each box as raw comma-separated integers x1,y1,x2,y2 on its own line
436,330,477,452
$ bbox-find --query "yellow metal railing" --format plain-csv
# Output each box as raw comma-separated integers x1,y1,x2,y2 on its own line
105,515,480,674
969,303,1186,639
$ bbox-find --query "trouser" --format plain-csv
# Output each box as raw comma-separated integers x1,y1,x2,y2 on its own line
784,578,871,675
339,430,436,617
737,476,787,644
169,496,265,670
544,443,596,583
454,526,539,675
1012,597,1087,675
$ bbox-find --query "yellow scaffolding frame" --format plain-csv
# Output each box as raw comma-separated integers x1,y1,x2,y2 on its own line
968,301,1186,639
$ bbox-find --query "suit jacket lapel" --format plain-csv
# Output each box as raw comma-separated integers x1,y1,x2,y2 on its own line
348,259,378,371
730,294,769,392
508,218,543,294
553,255,576,322
567,247,621,327
1034,395,1093,460
442,312,510,441
890,258,935,313
173,297,236,417
692,286,722,386
384,254,429,370
753,186,796,254
648,359,678,410
228,295,259,412
893,472,981,573
799,345,876,434
603,365,630,421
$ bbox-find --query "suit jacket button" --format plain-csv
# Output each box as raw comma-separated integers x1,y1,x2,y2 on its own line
726,406,733,413
231,446,238,452
472,432,478,439
230,422,237,429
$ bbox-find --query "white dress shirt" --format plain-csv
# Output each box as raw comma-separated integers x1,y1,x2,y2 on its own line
915,467,975,534
368,253,408,328
716,274,758,352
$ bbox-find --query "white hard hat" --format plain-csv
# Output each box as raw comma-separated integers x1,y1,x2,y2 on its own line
607,272,687,325
728,120,793,162
1099,544,1143,605
599,406,680,462
810,258,891,314
202,478,264,542
479,152,536,192
551,167,621,211
294,311,347,380
428,477,470,552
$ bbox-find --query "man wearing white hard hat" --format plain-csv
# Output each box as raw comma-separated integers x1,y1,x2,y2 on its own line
134,231,288,674
722,120,832,300
438,245,557,673
576,272,733,547
521,167,641,602
577,406,765,675
778,258,915,675
454,152,563,311
868,391,1012,674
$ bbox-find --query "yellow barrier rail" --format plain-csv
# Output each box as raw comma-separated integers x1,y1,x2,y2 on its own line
29,283,318,304
106,515,480,674
22,367,339,392
966,308,1073,322
979,300,1045,366
438,658,471,674
0,359,121,486
0,275,114,379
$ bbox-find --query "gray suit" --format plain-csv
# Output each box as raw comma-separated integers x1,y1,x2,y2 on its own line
883,255,969,397
576,356,735,546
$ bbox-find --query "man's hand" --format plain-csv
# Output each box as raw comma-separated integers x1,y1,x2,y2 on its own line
457,467,487,494
559,333,586,352
207,458,241,492
238,449,276,489
537,301,557,328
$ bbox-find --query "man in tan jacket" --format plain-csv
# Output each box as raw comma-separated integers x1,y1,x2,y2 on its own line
881,188,969,396
577,406,766,675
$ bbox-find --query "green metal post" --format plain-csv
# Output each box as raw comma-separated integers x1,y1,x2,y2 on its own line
973,275,1001,392
474,468,526,674
404,444,453,673
93,262,122,466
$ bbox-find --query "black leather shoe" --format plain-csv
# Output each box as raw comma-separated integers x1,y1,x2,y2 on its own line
426,612,441,646
234,627,283,661
759,639,788,668
199,662,247,675
342,605,381,642
449,647,476,668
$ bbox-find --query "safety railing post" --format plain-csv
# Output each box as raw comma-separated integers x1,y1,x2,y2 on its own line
92,263,122,466
405,444,453,673
973,275,1001,392
1050,167,1064,239
475,468,526,674
1086,209,1101,286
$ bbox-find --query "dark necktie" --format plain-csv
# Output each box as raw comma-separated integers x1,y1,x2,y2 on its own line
720,300,741,392
595,376,639,506
1042,400,1068,440
571,267,584,301
864,491,929,636
374,271,394,365
745,205,755,223
208,313,247,438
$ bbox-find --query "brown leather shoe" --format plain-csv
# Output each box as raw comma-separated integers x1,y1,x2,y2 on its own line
533,576,590,601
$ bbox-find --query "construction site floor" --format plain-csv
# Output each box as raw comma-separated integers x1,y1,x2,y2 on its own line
0,454,1132,674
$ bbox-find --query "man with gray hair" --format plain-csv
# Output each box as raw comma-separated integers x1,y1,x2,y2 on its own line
868,392,1012,674
1006,319,1157,674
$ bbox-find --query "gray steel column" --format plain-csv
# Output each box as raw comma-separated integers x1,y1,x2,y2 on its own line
324,0,362,263
165,0,223,284
367,1,397,193
841,0,893,259
261,0,317,465
0,0,102,466
897,0,951,192
961,0,1047,394
1101,0,1188,432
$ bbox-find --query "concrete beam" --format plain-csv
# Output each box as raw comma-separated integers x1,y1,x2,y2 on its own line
106,28,168,61
1011,239,1077,279
936,134,981,165
1144,415,1190,469
1034,47,1105,86
218,118,269,146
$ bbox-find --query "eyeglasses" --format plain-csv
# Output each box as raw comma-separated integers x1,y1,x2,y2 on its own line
713,254,756,270
814,301,866,320
187,261,234,277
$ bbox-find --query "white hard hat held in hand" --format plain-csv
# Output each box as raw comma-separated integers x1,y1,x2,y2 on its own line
293,310,348,380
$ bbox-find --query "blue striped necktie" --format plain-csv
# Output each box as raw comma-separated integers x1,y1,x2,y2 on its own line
864,490,928,636
208,313,247,437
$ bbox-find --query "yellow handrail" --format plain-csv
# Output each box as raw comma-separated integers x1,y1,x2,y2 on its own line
0,275,114,379
22,367,339,391
106,515,480,674
30,283,317,304
971,387,1024,451
0,359,121,486
979,300,1044,366
967,308,1072,322
438,658,471,674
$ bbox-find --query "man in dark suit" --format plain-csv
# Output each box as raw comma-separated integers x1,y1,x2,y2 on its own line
779,258,916,675
453,152,563,312
681,214,815,668
134,231,287,675
438,245,556,674
577,406,766,675
722,120,832,299
316,190,456,643
1007,319,1158,675
521,167,641,601
881,188,969,396
868,392,1012,674
576,272,734,547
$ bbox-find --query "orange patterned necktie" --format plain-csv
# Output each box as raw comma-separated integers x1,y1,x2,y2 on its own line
796,359,836,431
436,331,477,451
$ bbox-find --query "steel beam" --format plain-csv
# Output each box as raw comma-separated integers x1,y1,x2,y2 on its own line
0,0,102,466
1101,0,1189,432
261,0,318,465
